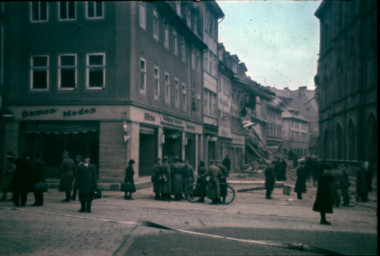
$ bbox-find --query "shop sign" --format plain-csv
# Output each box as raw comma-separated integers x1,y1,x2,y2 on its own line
161,114,183,126
186,124,196,131
144,113,156,122
63,108,96,118
22,108,57,118
21,107,97,119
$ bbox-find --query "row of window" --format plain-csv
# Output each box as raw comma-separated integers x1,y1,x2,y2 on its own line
291,131,308,142
30,53,105,91
268,124,282,138
30,1,104,22
203,89,217,118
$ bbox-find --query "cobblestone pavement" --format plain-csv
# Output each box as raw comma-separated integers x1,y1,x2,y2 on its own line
0,178,377,256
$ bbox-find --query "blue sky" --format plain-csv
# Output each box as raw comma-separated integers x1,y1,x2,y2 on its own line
217,0,321,90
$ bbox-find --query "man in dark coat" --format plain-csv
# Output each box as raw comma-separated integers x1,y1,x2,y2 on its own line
313,165,334,225
160,156,171,201
294,161,307,200
206,160,223,204
72,155,83,201
356,162,368,202
265,161,276,199
57,151,75,202
182,159,194,199
216,161,228,204
77,156,97,213
124,159,136,200
152,158,162,200
222,155,231,172
274,158,283,181
196,161,207,202
31,153,45,206
8,153,33,206
171,157,183,201
280,158,287,181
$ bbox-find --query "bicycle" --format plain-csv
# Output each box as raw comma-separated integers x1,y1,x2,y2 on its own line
186,181,236,204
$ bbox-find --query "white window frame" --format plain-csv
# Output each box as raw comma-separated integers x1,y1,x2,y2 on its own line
139,58,147,93
86,53,106,90
165,72,170,104
30,55,49,91
153,65,160,98
181,39,186,63
58,54,77,90
85,1,104,20
174,79,179,108
30,1,48,23
152,9,159,41
58,1,76,21
173,30,178,56
139,2,146,30
164,20,169,49
182,83,187,111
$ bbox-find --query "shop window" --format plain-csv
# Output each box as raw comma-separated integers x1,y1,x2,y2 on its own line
86,53,105,89
139,58,146,92
30,55,49,91
153,66,159,98
86,1,104,19
152,9,159,41
165,72,170,104
58,54,77,90
139,1,146,29
58,1,76,21
30,1,48,22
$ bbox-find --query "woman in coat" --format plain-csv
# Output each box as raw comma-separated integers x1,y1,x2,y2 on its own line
77,156,97,213
313,165,334,225
31,153,45,206
124,159,136,200
8,153,33,206
294,161,307,200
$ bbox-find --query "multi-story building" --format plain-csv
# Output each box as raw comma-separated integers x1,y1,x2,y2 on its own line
217,43,244,171
2,1,206,180
199,2,224,165
314,0,377,164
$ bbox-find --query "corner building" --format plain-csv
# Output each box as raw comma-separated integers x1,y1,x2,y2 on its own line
2,1,205,180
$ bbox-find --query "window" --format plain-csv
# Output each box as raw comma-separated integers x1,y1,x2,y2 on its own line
173,30,178,56
165,73,170,103
30,56,49,90
191,47,196,70
153,66,160,98
30,1,48,22
153,9,159,40
182,83,187,111
174,79,179,108
139,58,146,92
139,2,146,29
86,53,105,89
58,1,76,21
58,54,77,90
181,39,186,63
86,1,104,19
164,20,169,49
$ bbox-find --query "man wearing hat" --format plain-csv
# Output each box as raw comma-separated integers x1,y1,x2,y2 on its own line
57,151,75,202
160,156,172,201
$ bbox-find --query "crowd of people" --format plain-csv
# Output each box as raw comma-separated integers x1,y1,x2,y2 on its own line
150,155,231,204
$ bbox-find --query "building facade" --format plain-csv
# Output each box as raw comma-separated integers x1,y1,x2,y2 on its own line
314,0,377,165
2,1,206,180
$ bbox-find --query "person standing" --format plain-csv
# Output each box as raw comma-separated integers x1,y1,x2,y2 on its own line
182,159,194,199
206,160,223,204
222,155,231,172
124,159,136,200
331,164,343,207
77,156,98,213
356,162,368,202
31,153,45,206
72,155,83,201
1,151,16,201
57,151,75,202
363,161,373,193
313,165,334,225
294,161,307,200
152,158,162,200
160,156,172,201
216,161,228,204
340,164,350,207
171,157,183,201
8,153,33,206
274,158,282,181
280,158,287,181
264,161,276,199
197,161,207,202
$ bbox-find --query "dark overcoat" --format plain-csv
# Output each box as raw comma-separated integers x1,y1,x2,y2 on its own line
206,164,222,200
182,164,194,193
32,160,45,188
124,165,136,192
160,163,171,194
265,166,275,191
152,164,162,194
313,174,333,213
356,168,367,199
58,157,75,192
171,162,183,195
77,163,97,201
294,167,307,193
8,157,33,193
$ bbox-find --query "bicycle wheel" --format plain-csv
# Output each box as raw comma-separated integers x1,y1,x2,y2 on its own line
223,185,236,205
186,183,202,203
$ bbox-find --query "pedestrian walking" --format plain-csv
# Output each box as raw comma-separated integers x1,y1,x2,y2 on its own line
294,161,307,200
196,161,207,202
152,158,162,200
57,151,75,202
313,164,334,225
31,153,45,206
206,160,223,204
340,164,350,207
77,156,98,213
124,159,136,200
171,157,183,201
160,156,172,201
72,155,83,201
182,159,194,199
1,151,16,201
356,162,368,202
264,161,276,199
8,152,33,207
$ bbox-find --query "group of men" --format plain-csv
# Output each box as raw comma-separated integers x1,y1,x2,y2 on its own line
151,156,231,204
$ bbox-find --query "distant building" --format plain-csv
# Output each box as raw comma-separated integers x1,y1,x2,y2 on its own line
314,0,377,164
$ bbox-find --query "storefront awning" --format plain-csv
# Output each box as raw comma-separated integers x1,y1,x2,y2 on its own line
24,122,98,135
140,127,155,135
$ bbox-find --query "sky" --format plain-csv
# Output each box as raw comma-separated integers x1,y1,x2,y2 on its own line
217,0,321,90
